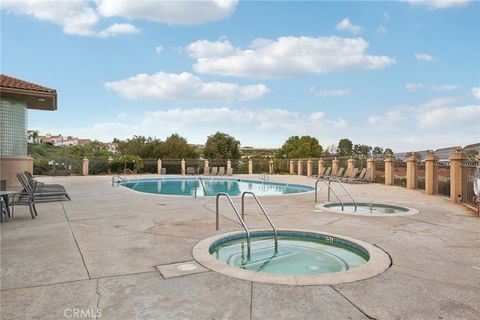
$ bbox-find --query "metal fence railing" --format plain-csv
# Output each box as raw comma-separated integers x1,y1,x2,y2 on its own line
416,162,426,191
394,161,407,187
463,160,479,206
374,160,385,184
437,160,451,197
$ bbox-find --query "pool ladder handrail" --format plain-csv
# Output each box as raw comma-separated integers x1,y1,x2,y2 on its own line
241,191,278,248
112,175,126,187
123,168,139,180
259,172,269,181
194,176,208,198
315,178,345,211
328,178,357,212
216,193,251,253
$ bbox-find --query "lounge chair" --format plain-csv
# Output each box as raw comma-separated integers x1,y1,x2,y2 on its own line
329,167,344,179
10,180,38,219
218,167,225,176
17,172,70,202
310,167,326,179
186,167,196,175
318,167,332,179
349,169,369,184
210,167,218,176
340,168,358,182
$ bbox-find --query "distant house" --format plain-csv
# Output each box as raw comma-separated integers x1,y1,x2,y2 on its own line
39,134,91,147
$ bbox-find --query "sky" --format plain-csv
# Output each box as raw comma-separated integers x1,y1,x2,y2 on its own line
1,0,479,152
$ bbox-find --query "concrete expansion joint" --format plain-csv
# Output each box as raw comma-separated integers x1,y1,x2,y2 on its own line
330,286,377,320
95,279,101,319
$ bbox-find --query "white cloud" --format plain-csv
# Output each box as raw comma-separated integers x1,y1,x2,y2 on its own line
376,26,387,34
415,53,435,62
431,84,458,91
335,18,363,34
406,0,471,10
310,87,350,97
1,0,140,38
96,0,238,26
383,12,390,22
104,71,269,103
416,105,480,128
186,40,236,58
406,83,423,91
155,46,164,54
367,110,406,127
471,86,480,100
190,36,395,78
419,96,460,109
97,23,140,38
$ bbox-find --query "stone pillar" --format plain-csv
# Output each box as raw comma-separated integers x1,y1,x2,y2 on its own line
449,147,465,203
227,159,232,175
107,156,113,175
157,159,162,175
384,155,394,186
425,151,438,195
318,159,324,176
248,157,253,175
332,157,339,175
181,159,186,175
268,159,274,174
347,156,355,176
297,159,303,176
406,154,417,190
306,159,313,177
289,160,295,175
204,159,210,175
82,157,89,176
366,157,375,182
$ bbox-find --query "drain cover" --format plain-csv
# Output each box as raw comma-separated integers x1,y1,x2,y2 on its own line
178,263,197,271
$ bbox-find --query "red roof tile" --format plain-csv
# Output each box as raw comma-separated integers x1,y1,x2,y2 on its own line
0,74,56,93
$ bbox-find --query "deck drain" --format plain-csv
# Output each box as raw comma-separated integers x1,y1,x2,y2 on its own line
178,263,197,271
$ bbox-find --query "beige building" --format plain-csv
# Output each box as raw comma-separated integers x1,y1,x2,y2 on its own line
0,74,57,188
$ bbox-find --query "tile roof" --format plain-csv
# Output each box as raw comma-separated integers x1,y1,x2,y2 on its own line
0,74,56,93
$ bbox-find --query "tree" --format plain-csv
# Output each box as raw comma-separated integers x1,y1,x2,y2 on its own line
160,134,196,159
353,144,372,158
277,136,323,158
384,148,394,155
372,146,384,157
204,132,241,159
337,138,353,157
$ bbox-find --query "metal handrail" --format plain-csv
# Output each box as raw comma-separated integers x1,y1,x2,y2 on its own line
315,179,344,211
329,178,357,212
112,175,126,187
241,191,278,248
194,177,208,198
216,193,251,253
123,168,138,180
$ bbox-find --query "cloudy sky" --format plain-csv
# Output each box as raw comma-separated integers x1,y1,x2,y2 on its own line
1,0,479,151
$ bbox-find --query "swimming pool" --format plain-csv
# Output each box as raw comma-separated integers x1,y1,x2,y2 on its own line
317,202,419,216
118,178,314,196
193,229,391,285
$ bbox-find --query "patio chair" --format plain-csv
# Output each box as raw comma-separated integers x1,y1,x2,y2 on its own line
186,167,196,175
23,171,70,199
10,180,38,219
340,168,358,182
218,167,225,176
210,167,218,176
349,168,369,184
310,167,326,179
17,172,70,202
318,167,332,179
329,167,344,179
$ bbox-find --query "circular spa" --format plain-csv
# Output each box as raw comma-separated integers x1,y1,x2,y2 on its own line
193,230,391,285
317,202,419,216
118,178,314,197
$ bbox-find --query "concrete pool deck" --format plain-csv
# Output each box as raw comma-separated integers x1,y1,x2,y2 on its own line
1,174,479,319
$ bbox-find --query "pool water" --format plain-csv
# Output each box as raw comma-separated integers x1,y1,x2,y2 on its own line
210,234,369,275
119,178,313,196
324,202,409,214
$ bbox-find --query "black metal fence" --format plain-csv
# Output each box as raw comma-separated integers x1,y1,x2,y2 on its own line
437,160,451,197
463,160,479,206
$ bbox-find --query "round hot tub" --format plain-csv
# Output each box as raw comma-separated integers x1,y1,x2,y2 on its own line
317,202,419,216
193,229,391,285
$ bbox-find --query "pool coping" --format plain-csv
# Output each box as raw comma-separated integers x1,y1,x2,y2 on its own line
115,176,315,198
316,202,420,217
192,229,391,286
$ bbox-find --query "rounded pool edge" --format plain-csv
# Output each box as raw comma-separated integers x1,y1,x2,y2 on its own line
192,229,391,286
317,202,420,217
